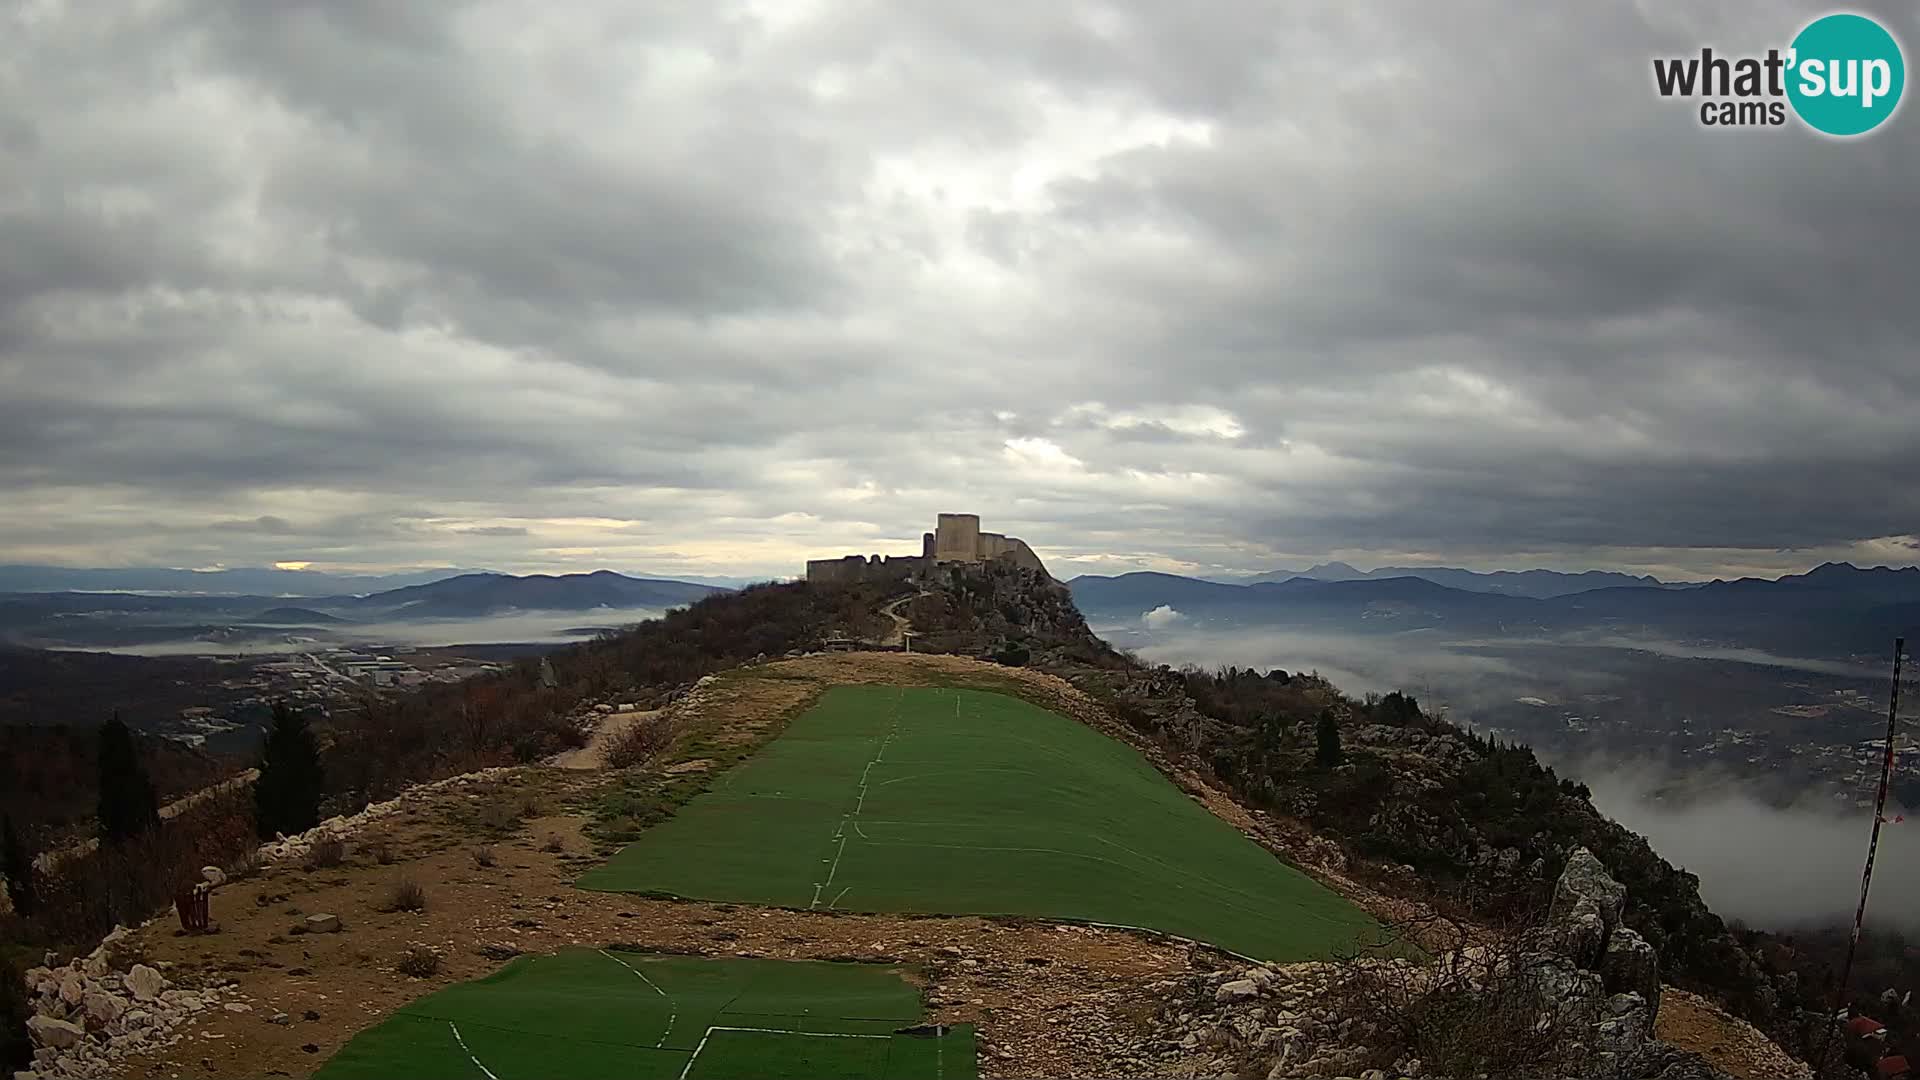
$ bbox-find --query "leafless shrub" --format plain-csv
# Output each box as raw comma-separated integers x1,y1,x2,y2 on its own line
1327,910,1591,1079
367,839,395,865
540,834,565,853
302,836,345,871
224,847,264,882
380,878,427,913
475,796,519,833
470,845,496,869
396,946,441,977
604,717,676,769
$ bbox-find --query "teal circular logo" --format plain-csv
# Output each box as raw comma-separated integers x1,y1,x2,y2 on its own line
1787,13,1905,136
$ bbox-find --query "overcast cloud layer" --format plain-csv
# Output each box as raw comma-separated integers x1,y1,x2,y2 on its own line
4,1,1919,582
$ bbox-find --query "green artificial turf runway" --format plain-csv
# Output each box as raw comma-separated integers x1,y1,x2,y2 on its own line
577,685,1376,960
314,950,974,1080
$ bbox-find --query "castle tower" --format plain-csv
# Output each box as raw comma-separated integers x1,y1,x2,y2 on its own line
933,513,982,562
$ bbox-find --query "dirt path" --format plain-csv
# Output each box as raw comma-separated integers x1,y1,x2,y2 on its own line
549,707,660,770
876,592,919,648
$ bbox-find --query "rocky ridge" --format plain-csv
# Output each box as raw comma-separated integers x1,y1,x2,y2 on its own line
1140,847,1797,1079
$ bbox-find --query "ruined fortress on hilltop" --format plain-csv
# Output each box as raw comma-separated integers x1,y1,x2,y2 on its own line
805,513,1048,584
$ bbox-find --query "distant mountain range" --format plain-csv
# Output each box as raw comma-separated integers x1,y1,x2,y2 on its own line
0,570,727,649
1070,562,1920,660
0,564,493,596
1221,561,1682,598
336,571,721,619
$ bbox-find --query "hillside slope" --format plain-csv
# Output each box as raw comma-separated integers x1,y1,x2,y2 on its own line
909,560,1848,1066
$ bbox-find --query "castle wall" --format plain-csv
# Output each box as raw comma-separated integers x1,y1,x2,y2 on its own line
805,553,924,585
808,513,1048,582
994,536,1047,574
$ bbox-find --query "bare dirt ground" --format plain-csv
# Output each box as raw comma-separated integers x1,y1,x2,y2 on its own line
548,707,660,769
1656,988,1815,1079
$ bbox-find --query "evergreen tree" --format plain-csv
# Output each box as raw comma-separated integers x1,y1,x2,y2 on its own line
1315,709,1343,767
254,701,324,840
1,815,32,917
97,714,160,843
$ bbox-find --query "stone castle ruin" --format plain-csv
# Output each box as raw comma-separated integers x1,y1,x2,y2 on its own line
806,513,1048,585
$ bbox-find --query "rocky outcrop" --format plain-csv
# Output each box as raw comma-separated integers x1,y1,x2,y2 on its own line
1550,847,1665,1017
1133,850,1769,1080
19,926,241,1079
1529,848,1731,1079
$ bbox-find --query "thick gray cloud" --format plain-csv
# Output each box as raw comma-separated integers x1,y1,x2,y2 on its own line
3,0,1918,581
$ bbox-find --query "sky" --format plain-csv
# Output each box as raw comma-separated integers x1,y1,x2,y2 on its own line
4,1,1919,584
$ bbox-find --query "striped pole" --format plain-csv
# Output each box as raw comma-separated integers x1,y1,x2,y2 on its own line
1818,637,1906,1071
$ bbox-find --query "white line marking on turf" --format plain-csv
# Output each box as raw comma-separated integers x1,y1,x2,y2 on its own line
810,695,903,909
598,949,676,1048
818,833,850,899
677,1026,891,1080
828,885,851,909
448,1021,500,1080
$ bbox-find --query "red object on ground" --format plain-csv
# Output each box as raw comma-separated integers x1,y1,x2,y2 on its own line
1874,1055,1910,1080
1847,1015,1888,1038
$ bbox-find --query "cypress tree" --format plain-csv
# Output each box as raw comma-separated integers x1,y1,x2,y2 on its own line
0,815,32,917
1315,709,1343,768
254,701,324,839
97,714,160,843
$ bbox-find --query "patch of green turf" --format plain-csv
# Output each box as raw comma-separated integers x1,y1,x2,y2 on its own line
577,685,1377,960
315,951,973,1080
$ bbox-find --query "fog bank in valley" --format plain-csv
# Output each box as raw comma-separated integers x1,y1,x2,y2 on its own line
84,607,670,657
1582,764,1918,933
1096,614,1919,933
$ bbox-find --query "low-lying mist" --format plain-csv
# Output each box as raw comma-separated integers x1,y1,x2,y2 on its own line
1095,614,1919,933
74,607,670,656
1580,762,1919,932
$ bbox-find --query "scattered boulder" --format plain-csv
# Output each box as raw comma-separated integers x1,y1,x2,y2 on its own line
56,975,83,1007
26,1017,83,1050
123,965,166,1002
82,992,123,1025
201,865,227,888
1214,978,1260,1004
305,913,342,934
